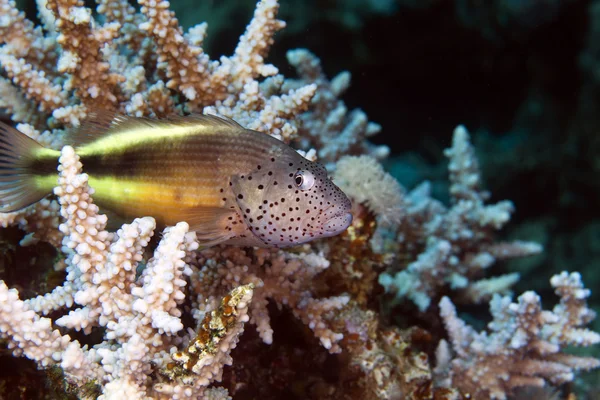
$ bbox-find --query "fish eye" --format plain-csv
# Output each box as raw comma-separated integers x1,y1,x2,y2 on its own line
294,170,315,191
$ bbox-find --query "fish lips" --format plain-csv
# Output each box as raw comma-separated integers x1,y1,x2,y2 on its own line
323,211,353,235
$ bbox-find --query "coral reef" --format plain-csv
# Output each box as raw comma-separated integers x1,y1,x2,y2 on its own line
0,0,598,399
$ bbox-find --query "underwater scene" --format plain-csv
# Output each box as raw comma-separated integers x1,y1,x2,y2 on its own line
0,0,599,399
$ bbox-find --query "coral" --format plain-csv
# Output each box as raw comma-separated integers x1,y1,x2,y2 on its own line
318,205,390,307
379,126,542,311
285,49,388,165
334,155,405,227
188,246,350,353
157,284,254,395
435,272,600,399
328,304,460,400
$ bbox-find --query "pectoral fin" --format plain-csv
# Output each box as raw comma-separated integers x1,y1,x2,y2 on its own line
177,206,238,247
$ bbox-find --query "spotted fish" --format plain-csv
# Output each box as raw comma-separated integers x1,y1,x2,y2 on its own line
0,113,353,247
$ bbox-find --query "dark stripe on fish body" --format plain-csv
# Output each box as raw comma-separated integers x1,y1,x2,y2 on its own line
30,153,59,176
78,130,284,182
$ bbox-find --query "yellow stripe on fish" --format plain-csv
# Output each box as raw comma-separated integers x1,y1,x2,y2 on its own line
87,176,224,218
77,116,241,157
0,112,353,248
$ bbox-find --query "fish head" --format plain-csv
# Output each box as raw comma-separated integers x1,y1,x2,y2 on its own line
231,153,352,247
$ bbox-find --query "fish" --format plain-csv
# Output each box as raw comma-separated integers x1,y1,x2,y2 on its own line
0,113,353,247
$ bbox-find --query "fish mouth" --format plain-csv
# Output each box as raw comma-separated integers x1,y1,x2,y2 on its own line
323,212,353,234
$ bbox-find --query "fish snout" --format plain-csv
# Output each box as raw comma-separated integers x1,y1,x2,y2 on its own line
323,211,353,234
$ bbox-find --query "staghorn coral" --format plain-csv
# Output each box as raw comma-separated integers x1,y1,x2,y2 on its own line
285,48,389,166
187,245,350,354
435,272,600,399
157,283,254,395
378,126,543,311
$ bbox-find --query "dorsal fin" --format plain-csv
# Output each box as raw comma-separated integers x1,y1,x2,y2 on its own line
64,111,135,146
165,113,244,130
64,111,245,147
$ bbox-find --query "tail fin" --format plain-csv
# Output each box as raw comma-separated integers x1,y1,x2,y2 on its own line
0,121,56,212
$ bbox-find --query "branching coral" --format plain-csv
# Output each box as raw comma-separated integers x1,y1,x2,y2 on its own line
285,49,389,165
188,246,350,353
435,272,600,399
378,126,542,311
